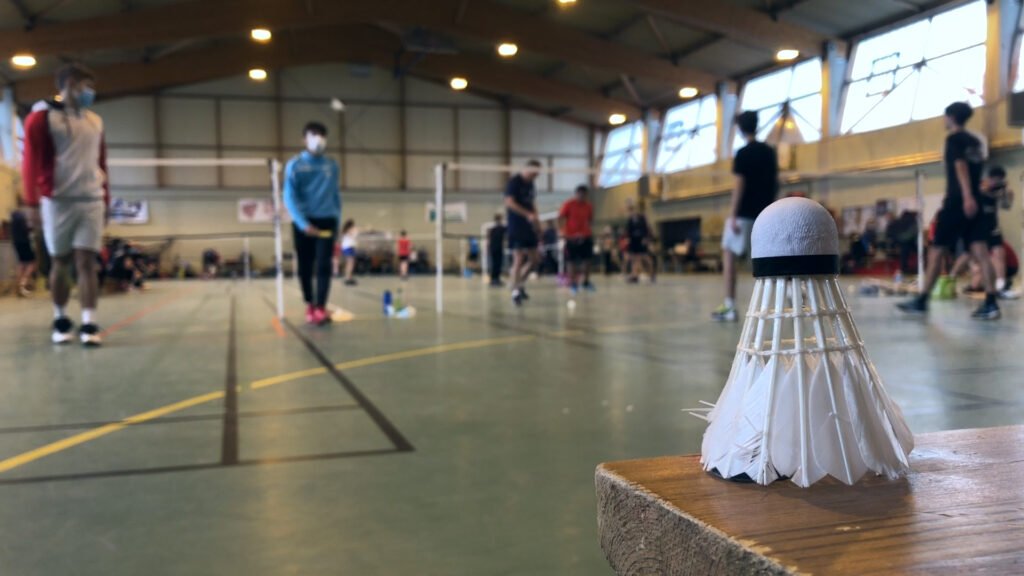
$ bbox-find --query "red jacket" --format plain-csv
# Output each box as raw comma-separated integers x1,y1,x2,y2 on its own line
21,106,109,207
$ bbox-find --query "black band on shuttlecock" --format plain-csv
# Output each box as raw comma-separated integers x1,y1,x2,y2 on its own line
752,255,840,278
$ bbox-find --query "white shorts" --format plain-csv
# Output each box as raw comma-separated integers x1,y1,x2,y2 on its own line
721,217,755,257
41,198,105,256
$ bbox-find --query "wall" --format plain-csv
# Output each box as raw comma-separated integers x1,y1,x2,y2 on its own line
7,62,592,270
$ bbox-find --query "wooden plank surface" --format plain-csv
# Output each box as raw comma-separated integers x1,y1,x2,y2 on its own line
595,426,1024,575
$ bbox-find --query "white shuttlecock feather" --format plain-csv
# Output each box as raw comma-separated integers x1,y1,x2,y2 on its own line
700,197,913,488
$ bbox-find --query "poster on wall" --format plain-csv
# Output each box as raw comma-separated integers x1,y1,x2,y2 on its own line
109,198,149,224
238,198,276,223
426,202,468,223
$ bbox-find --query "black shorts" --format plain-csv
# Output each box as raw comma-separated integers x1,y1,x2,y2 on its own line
13,242,35,264
399,255,410,262
508,227,539,250
933,208,995,250
628,238,648,255
566,237,594,263
989,230,1005,249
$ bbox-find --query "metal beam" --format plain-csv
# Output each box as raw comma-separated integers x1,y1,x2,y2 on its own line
11,25,641,119
0,0,719,92
630,0,842,56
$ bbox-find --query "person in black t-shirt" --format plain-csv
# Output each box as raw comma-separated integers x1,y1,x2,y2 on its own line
505,159,542,306
11,205,38,297
488,214,506,287
713,110,779,322
625,203,655,283
898,102,1000,320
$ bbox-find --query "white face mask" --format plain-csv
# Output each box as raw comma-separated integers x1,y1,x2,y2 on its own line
305,134,326,154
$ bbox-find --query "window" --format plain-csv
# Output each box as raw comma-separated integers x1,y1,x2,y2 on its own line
656,95,718,174
841,1,986,134
600,121,644,187
1013,7,1024,92
734,58,822,153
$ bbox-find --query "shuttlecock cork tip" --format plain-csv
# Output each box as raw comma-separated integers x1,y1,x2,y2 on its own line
751,197,839,277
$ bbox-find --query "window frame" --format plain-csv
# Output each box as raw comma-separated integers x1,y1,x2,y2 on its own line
655,94,719,175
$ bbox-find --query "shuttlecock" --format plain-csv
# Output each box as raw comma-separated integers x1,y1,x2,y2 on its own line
698,197,913,488
567,299,576,311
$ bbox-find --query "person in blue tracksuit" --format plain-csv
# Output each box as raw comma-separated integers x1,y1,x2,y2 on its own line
284,121,341,325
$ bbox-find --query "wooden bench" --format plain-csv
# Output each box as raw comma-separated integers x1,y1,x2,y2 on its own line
595,425,1024,575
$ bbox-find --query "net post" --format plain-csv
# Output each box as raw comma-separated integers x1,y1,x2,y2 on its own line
243,235,251,282
915,170,926,294
435,163,445,313
270,158,285,319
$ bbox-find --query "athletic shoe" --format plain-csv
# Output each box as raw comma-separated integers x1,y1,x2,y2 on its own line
896,297,928,315
998,289,1021,300
520,288,530,301
971,302,1001,320
489,280,504,288
79,323,102,347
305,304,316,325
312,307,330,326
17,284,32,298
710,305,737,322
52,317,74,344
570,284,579,295
626,276,639,284
583,281,596,292
512,289,524,307
344,279,358,286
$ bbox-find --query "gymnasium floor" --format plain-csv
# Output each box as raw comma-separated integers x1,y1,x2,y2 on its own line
1,275,1022,575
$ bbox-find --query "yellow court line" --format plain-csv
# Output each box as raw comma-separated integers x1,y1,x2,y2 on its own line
0,391,225,474
0,336,535,475
251,335,535,390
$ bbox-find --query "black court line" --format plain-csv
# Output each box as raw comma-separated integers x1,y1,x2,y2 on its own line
221,294,239,465
0,448,401,485
278,315,415,453
0,404,361,436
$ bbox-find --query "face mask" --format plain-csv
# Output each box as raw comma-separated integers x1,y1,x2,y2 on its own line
305,134,326,154
76,87,96,108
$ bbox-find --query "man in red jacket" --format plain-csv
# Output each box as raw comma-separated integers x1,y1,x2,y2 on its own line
22,63,108,346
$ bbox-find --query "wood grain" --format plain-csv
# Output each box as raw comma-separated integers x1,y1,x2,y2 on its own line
595,426,1024,576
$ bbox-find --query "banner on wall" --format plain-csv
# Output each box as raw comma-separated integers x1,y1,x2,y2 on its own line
426,202,468,224
109,198,149,224
238,198,276,223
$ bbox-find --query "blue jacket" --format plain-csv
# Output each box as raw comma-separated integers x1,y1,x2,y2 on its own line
283,151,341,231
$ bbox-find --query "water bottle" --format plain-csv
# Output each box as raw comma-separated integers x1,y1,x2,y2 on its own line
383,290,392,314
894,270,903,285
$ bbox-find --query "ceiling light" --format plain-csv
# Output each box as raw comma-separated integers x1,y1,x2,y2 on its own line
557,0,577,5
678,86,699,99
248,68,268,81
10,54,36,69
250,28,272,43
450,77,468,91
608,113,627,126
776,49,799,62
497,43,519,58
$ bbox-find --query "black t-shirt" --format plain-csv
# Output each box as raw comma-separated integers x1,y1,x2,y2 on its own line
488,224,506,248
626,214,649,240
733,141,779,220
943,131,984,208
10,211,30,244
504,175,536,232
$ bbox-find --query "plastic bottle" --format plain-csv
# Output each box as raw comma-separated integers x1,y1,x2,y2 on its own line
383,290,392,315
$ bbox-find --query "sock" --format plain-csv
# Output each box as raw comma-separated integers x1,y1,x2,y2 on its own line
82,309,96,325
725,297,735,310
996,278,1006,291
54,305,66,319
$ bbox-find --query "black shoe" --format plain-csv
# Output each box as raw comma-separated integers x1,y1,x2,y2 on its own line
626,276,639,284
79,323,103,347
520,288,530,301
512,289,524,307
344,279,357,286
971,302,1001,321
896,297,928,315
52,317,74,344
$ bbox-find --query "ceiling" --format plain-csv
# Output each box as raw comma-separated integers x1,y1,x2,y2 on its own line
0,0,960,126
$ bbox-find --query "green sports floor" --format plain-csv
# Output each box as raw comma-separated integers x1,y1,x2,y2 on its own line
1,275,1022,575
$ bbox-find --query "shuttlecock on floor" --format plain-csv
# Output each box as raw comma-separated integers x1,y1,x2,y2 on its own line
698,197,913,488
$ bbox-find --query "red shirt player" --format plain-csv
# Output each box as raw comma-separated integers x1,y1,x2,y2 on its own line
397,230,412,280
558,185,595,292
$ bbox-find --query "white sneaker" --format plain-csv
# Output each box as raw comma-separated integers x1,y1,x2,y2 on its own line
52,317,74,344
999,289,1021,300
79,323,103,347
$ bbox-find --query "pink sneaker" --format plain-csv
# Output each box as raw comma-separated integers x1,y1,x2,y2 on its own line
305,304,316,324
311,307,330,326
